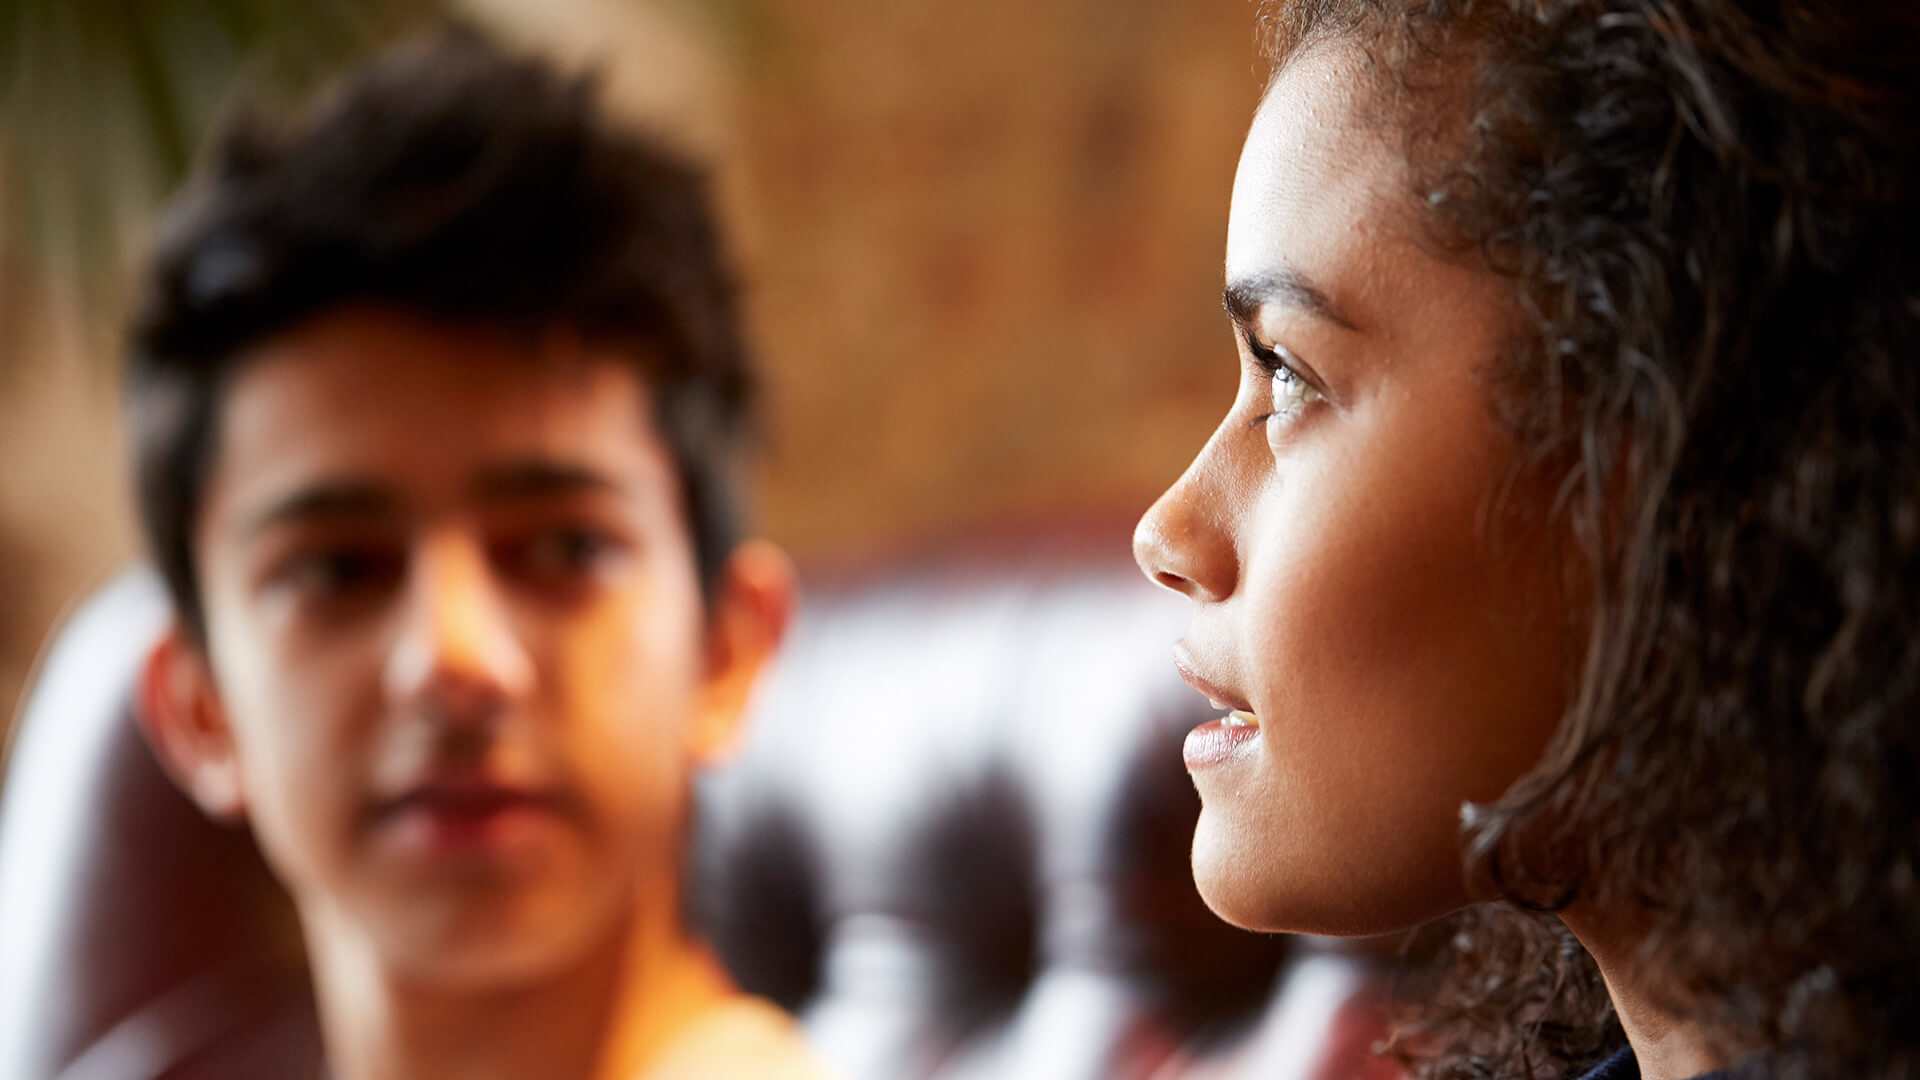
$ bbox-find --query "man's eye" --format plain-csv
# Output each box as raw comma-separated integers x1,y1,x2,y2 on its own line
514,527,624,580
278,547,402,597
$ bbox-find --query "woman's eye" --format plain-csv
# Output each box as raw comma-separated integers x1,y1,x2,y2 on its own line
1267,363,1321,430
1244,335,1324,446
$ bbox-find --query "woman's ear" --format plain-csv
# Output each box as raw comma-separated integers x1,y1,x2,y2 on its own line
693,540,795,764
137,626,246,821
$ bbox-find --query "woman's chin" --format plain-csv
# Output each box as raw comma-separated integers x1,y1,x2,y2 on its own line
1191,806,1464,938
1189,805,1294,932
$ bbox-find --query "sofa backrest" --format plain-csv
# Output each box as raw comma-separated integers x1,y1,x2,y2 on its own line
0,538,1390,1079
694,539,1296,1078
0,573,319,1080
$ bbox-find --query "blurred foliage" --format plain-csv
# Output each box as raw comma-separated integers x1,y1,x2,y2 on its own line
0,0,438,360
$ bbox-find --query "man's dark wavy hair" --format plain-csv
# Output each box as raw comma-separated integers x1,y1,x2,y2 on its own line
127,26,755,640
1257,1,1920,1076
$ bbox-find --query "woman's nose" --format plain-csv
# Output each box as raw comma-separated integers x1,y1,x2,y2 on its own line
1133,463,1237,605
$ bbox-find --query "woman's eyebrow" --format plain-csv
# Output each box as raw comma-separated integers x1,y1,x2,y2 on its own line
1224,268,1360,333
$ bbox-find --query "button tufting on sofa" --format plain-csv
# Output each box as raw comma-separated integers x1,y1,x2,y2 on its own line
1,533,1397,1079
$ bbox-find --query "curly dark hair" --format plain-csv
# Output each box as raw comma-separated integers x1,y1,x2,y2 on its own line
1257,1,1920,1076
126,26,755,640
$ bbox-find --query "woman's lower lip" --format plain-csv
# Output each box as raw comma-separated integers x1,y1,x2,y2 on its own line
1183,712,1262,770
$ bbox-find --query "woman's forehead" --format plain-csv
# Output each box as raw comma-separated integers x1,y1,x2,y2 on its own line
1227,43,1422,340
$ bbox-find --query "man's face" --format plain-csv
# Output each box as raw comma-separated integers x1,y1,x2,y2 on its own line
167,307,723,985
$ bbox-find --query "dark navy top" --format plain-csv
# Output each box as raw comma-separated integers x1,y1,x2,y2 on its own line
1578,1047,1748,1079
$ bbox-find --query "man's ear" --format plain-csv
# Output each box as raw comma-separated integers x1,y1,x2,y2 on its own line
137,625,246,821
693,540,795,764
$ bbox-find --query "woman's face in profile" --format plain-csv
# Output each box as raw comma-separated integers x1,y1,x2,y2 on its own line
1134,40,1573,936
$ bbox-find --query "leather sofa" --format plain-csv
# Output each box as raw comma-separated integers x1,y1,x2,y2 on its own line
0,528,1395,1079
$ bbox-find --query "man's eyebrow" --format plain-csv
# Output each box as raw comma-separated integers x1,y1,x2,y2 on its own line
1224,268,1360,333
242,482,400,540
469,459,631,502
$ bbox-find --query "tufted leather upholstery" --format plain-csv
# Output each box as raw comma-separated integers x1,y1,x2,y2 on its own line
0,533,1394,1079
0,573,321,1080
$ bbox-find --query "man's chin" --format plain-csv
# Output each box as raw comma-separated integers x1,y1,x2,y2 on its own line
351,881,628,990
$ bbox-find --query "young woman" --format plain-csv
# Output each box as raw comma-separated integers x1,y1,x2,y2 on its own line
1133,2,1919,1077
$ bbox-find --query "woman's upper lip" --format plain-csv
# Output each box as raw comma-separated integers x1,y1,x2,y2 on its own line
1172,645,1255,714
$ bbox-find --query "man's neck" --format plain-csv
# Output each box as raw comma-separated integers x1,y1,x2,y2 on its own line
1559,905,1723,1080
303,896,736,1080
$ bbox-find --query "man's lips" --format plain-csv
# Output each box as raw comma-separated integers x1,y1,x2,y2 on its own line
1172,647,1256,714
372,775,553,813
364,776,566,849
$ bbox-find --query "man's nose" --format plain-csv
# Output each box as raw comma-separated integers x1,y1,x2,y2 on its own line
1134,455,1238,605
383,531,535,725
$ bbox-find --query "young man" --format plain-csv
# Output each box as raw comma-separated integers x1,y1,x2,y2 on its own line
129,29,817,1080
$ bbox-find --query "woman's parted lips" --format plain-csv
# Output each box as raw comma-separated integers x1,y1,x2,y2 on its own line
1172,643,1255,714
